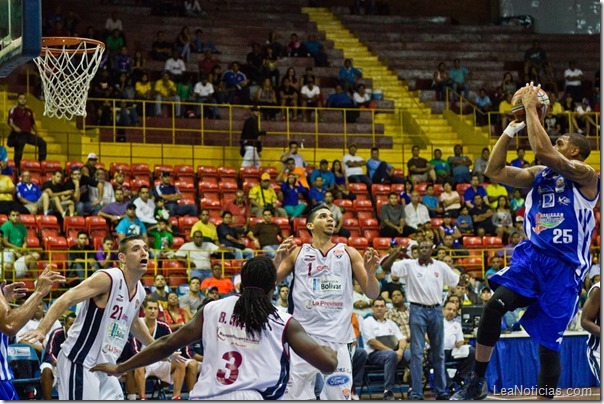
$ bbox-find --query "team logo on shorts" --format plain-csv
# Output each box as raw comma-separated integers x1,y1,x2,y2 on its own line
532,212,564,234
325,374,350,386
341,388,351,399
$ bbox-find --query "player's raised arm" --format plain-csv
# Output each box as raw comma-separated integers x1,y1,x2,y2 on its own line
348,246,380,299
522,83,598,196
274,236,299,283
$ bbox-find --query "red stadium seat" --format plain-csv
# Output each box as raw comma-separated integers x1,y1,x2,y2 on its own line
178,216,199,237
41,160,63,175
239,166,260,179
217,166,237,178
292,218,307,234
348,237,369,249
483,236,504,249
371,184,391,200
36,214,60,234
462,236,483,249
353,199,373,212
456,183,472,196
360,218,379,231
63,215,86,234
362,229,380,241
356,210,375,220
391,183,406,194
373,237,392,250
86,216,110,236
331,236,348,244
197,165,218,179
64,160,82,176
27,234,40,248
349,183,368,195
174,165,195,179
334,199,353,210
18,214,36,230
461,257,484,272
430,218,443,229
298,229,312,244
394,237,412,247
154,164,174,179
414,182,429,196
20,160,41,174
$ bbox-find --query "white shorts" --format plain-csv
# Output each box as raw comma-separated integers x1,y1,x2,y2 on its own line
191,389,263,400
2,250,14,265
282,336,353,400
55,351,124,400
14,256,28,278
146,361,173,384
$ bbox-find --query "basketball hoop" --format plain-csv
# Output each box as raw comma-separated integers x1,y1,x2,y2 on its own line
33,37,105,120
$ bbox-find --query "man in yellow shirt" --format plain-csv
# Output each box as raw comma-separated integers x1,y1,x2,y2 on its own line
248,173,287,217
154,71,181,117
485,179,509,209
0,174,29,214
190,209,218,243
498,92,514,128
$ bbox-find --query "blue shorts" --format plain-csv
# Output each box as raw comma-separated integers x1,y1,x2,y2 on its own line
0,380,18,400
489,240,582,352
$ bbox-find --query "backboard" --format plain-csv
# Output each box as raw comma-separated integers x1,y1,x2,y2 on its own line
0,0,42,78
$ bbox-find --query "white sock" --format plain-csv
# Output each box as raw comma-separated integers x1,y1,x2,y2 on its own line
127,394,137,400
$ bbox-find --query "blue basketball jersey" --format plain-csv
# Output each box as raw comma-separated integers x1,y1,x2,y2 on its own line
0,332,12,382
524,167,599,278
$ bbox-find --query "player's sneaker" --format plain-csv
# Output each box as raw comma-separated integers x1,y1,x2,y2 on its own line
449,373,487,400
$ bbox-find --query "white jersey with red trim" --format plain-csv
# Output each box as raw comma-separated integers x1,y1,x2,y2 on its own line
288,243,355,343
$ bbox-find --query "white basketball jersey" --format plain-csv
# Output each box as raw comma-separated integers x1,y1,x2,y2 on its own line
289,243,355,343
60,268,146,368
189,296,292,400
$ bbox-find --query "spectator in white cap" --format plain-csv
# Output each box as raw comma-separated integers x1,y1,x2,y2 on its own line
82,152,99,178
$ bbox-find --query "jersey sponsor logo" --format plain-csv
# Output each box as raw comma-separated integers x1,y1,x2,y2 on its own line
433,272,439,278
555,177,565,193
542,193,555,208
116,294,124,302
537,186,554,194
101,343,123,354
311,276,343,293
557,196,571,206
305,298,344,310
325,374,350,386
216,326,261,348
342,388,351,399
108,322,127,341
532,212,564,234
333,249,344,259
304,255,316,262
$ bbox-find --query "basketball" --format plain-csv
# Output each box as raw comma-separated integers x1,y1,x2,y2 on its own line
511,87,550,121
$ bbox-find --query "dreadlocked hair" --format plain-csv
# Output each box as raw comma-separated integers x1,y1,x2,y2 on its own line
232,256,281,336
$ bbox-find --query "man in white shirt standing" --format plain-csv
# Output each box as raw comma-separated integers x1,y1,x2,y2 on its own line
360,296,410,400
381,240,467,400
563,60,583,102
342,143,372,191
443,300,475,386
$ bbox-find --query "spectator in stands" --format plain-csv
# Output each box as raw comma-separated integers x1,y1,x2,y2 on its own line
68,230,100,279
449,58,470,100
360,297,410,400
255,78,278,121
260,47,280,87
198,49,219,76
310,159,335,191
447,144,472,185
475,88,492,126
246,208,283,258
564,60,584,102
367,147,405,184
331,160,356,201
41,170,75,217
380,271,404,304
278,77,299,121
15,170,43,215
385,289,410,341
440,182,461,217
7,93,47,177
300,77,323,122
353,84,376,110
308,176,327,207
440,234,468,257
456,205,474,235
223,61,250,104
246,43,264,86
99,187,130,226
575,97,598,135
113,46,132,78
407,145,436,185
220,189,250,230
149,218,174,258
303,33,328,67
104,11,122,34
544,108,563,137
202,285,220,305
429,149,451,185
132,50,146,83
339,59,363,94
89,169,115,208
248,173,287,218
463,175,488,209
443,300,475,383
154,171,197,217
501,72,517,96
277,158,310,189
135,72,154,117
151,30,172,62
433,62,452,101
283,67,301,91
96,236,118,269
161,292,191,331
115,203,148,243
132,186,158,231
193,73,219,119
192,28,218,54
468,194,495,237
64,167,102,216
422,184,443,218
287,33,307,57
354,0,376,14
266,30,285,58
343,143,372,189
217,211,254,259
200,263,235,295
275,284,289,313
323,190,351,238
81,153,99,179
0,171,27,215
478,287,492,306
154,71,182,118
190,209,218,243
40,313,76,400
498,92,514,129
352,278,372,317
492,196,514,240
240,106,265,168
404,191,431,233
485,179,509,209
164,49,187,81
281,173,308,219
175,230,224,280
472,147,490,183
438,213,462,243
326,84,357,124
484,255,503,284
510,147,530,168
523,40,549,77
380,192,416,238
1,209,31,277
179,277,203,317
133,299,186,400
509,188,525,215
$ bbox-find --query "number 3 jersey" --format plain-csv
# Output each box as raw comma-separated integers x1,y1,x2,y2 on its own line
289,243,355,344
189,296,292,400
524,167,599,276
60,268,146,368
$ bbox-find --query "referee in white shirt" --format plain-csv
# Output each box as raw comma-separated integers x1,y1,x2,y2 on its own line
381,239,468,400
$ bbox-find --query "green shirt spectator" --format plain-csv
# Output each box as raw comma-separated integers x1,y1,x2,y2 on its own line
1,214,27,248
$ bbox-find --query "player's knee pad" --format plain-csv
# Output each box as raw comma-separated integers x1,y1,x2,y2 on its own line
537,345,561,398
476,297,507,346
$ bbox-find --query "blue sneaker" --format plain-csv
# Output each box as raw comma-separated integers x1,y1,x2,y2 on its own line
450,373,487,400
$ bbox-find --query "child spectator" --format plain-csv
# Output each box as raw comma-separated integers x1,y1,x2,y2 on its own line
456,205,474,234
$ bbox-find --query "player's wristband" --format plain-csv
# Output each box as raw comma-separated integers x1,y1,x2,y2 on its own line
503,121,526,138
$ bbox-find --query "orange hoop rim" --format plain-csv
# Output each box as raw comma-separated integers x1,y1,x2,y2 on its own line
39,37,105,56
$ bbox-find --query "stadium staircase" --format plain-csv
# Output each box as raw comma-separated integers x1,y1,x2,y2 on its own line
302,7,469,153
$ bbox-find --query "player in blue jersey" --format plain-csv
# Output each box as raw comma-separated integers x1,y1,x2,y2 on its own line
452,83,600,400
0,266,64,400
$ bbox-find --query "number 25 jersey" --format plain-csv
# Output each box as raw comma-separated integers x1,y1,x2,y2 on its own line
524,167,599,276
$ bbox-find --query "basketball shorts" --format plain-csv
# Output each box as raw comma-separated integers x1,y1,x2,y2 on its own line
191,389,263,400
146,361,173,384
488,240,582,351
282,336,353,400
55,351,124,400
0,380,18,400
587,347,600,384
14,257,28,278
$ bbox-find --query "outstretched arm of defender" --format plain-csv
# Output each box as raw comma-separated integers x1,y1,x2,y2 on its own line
275,237,299,283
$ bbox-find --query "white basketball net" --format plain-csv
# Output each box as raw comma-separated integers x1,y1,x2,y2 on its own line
33,39,105,120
